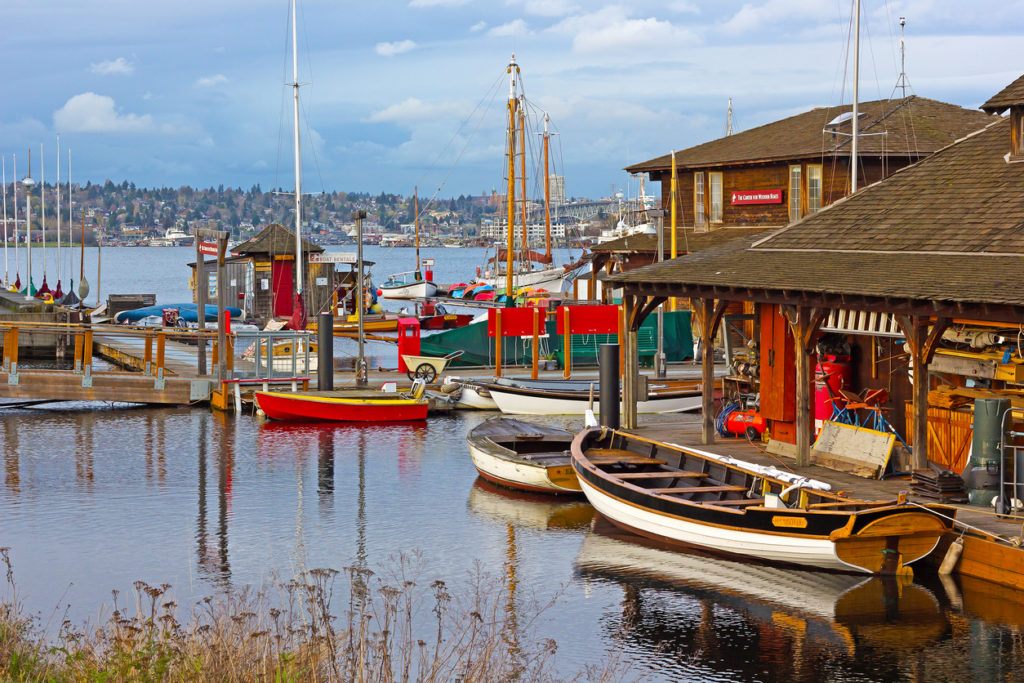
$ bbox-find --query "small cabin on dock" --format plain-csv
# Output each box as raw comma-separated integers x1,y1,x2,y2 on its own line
189,223,336,323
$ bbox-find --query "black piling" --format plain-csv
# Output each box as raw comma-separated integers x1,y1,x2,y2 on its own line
599,343,620,429
318,311,334,390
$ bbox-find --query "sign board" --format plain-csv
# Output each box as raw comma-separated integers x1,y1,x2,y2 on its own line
260,278,269,290
423,258,435,266
731,189,783,205
309,252,357,264
487,307,546,337
198,241,219,256
315,277,328,286
556,305,620,335
207,272,217,297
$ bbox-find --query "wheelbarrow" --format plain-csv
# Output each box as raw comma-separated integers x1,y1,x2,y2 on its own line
401,350,464,383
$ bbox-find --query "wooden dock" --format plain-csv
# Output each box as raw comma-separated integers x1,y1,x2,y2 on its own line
638,417,1024,592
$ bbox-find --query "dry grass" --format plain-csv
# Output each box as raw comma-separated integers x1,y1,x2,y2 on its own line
0,548,638,682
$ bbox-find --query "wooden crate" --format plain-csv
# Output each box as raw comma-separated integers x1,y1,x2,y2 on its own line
905,403,973,474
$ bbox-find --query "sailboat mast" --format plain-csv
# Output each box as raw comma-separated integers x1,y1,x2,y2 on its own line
24,150,33,299
518,99,527,269
291,0,303,297
56,135,61,289
40,144,45,288
851,0,860,194
542,112,551,262
414,186,420,274
11,154,17,286
670,150,677,258
2,156,7,288
505,55,517,300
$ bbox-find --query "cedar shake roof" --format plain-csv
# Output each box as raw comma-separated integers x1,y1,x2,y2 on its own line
232,223,323,255
982,75,1024,113
612,115,1024,308
626,96,993,173
592,227,772,254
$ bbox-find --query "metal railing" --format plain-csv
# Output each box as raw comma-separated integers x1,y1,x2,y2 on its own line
233,329,315,380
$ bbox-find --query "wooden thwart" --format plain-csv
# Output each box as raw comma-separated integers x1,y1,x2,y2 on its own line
651,485,748,494
614,471,708,480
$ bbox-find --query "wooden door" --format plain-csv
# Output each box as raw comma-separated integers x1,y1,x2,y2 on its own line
760,304,795,422
272,259,294,317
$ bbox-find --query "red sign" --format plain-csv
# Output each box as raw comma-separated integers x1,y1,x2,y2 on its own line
198,241,219,256
487,307,546,337
731,189,783,205
556,305,620,335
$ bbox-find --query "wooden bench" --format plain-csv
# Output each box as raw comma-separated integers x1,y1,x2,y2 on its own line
614,471,708,479
585,448,666,466
708,498,765,506
650,485,748,494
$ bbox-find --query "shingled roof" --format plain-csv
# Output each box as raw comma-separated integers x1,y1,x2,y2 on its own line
613,115,1024,310
592,227,772,254
232,223,323,256
982,74,1024,113
626,96,993,174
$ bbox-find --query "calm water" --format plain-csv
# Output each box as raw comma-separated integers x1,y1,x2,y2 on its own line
2,247,1024,680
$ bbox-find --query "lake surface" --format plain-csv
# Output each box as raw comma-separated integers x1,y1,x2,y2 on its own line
2,246,1024,680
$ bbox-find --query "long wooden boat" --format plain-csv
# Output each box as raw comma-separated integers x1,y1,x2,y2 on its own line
255,390,427,422
487,380,702,415
466,417,580,494
570,427,956,574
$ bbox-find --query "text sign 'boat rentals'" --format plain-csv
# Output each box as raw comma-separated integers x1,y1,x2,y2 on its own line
309,252,357,264
198,241,219,256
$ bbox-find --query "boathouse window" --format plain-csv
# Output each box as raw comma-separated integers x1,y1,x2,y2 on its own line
788,165,802,222
709,172,722,223
807,164,822,213
1013,109,1024,158
694,172,705,228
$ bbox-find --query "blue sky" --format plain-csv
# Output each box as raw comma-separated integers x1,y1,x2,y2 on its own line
2,0,1022,200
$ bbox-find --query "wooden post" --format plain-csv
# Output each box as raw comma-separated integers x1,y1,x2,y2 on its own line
211,340,219,377
82,329,93,377
531,307,540,379
144,335,153,375
2,328,11,372
227,335,234,375
72,331,83,374
494,308,502,378
784,306,827,467
896,315,951,470
7,327,18,375
622,295,636,429
195,237,206,376
563,307,572,379
155,331,166,381
694,298,729,446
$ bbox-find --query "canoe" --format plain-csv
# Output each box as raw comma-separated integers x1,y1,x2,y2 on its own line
570,427,956,574
466,417,579,494
487,381,702,415
255,391,428,422
114,303,243,324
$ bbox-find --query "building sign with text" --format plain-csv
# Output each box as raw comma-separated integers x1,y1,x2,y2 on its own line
731,189,783,205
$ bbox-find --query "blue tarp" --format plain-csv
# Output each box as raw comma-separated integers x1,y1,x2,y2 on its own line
115,303,243,323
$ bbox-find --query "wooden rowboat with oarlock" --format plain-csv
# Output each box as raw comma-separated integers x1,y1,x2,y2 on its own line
570,427,956,575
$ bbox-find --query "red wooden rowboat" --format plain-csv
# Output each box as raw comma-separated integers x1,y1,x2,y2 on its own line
255,391,428,422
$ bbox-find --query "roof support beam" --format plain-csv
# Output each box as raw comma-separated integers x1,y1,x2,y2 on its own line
782,305,827,468
693,297,731,445
895,314,952,469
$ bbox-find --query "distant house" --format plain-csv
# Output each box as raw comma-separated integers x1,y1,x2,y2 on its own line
626,96,993,230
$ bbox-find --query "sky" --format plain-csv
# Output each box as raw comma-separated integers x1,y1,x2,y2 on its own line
2,0,1023,201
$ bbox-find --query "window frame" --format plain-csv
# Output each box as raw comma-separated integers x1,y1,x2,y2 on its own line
709,172,723,224
788,164,802,223
693,172,705,229
806,164,822,214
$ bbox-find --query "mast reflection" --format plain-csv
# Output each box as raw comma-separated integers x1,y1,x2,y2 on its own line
196,414,231,586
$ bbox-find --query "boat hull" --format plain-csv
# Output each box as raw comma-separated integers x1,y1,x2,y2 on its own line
469,443,579,494
488,385,702,415
380,281,438,300
467,417,580,494
475,266,570,293
457,384,499,410
255,391,428,422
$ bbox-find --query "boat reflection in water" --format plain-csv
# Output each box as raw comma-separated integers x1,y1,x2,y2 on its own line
574,518,948,681
468,477,594,531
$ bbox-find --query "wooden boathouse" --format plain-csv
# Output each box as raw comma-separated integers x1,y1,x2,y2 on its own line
189,223,337,322
626,95,993,230
609,75,1024,590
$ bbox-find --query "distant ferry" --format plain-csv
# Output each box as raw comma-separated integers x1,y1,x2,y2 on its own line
150,227,192,247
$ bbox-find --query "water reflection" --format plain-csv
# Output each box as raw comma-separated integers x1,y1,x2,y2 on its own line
3,417,19,494
195,413,232,586
574,519,949,681
467,477,594,531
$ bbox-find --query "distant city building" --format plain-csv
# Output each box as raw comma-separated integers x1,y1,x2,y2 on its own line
549,175,566,206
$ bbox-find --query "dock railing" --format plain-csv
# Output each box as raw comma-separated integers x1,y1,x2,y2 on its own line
233,329,315,380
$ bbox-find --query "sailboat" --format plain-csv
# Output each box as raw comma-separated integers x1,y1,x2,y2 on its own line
379,186,437,300
473,56,582,299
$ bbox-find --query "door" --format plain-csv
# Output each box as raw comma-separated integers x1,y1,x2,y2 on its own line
272,259,294,317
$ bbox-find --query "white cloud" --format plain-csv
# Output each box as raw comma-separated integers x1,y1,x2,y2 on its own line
53,93,153,133
376,40,417,57
549,7,698,53
488,19,529,37
90,57,134,76
409,0,471,6
505,0,578,17
196,74,229,88
470,20,487,32
368,97,470,125
721,0,835,36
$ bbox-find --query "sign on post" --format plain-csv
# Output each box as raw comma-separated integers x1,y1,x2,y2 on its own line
198,241,219,256
309,252,357,264
487,307,546,337
556,305,620,334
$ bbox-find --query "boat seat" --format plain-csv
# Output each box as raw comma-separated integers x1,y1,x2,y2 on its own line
584,448,664,466
706,498,765,506
614,471,708,479
649,485,749,494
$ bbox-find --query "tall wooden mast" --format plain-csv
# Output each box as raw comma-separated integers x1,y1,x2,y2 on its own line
518,97,527,272
291,0,304,298
505,55,518,301
542,112,551,262
414,186,420,275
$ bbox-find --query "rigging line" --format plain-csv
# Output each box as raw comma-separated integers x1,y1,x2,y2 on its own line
275,0,293,201
417,81,505,224
300,98,328,198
